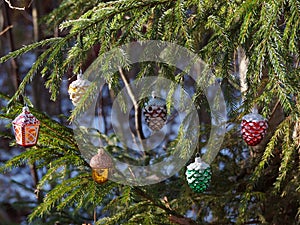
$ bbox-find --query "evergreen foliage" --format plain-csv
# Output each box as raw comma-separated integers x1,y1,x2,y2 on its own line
0,0,299,224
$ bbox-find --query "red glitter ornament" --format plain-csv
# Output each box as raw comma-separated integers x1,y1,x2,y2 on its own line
241,112,268,146
12,106,40,147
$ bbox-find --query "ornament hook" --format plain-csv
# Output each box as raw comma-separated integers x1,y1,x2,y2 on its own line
151,90,157,98
77,69,83,80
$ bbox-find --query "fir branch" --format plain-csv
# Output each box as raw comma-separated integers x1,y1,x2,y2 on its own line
250,118,290,184
273,117,295,191
0,38,62,63
96,201,152,225
29,174,92,221
132,187,198,225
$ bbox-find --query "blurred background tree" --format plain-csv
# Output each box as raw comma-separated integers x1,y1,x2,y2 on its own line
0,0,299,224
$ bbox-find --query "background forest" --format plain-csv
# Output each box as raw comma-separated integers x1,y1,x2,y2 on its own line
0,0,299,225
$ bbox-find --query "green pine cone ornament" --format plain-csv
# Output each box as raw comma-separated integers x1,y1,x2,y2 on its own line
185,157,212,193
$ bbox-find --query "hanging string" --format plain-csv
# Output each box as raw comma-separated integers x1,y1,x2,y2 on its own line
21,86,27,108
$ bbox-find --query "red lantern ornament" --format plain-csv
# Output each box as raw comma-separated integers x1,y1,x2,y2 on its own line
12,106,40,147
241,111,268,146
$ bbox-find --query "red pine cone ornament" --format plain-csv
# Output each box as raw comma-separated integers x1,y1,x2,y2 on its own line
143,94,167,131
241,112,268,146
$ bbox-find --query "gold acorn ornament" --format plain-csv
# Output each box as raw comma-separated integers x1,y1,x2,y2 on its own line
12,106,40,147
68,71,91,106
89,148,113,184
143,92,167,131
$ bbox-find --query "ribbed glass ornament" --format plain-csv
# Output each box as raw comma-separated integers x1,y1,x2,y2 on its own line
143,94,167,131
241,112,268,146
185,157,212,193
89,148,113,184
68,72,91,106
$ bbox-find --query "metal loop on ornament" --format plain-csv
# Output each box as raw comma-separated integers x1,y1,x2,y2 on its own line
251,105,258,114
151,90,157,98
77,69,83,80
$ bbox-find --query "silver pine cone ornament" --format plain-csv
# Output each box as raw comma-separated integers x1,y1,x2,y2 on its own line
185,156,212,193
68,71,91,106
143,93,167,131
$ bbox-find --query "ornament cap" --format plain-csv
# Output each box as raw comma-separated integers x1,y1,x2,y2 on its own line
13,107,40,126
89,148,113,169
242,112,266,122
22,106,29,112
187,157,210,171
147,95,166,107
69,75,91,89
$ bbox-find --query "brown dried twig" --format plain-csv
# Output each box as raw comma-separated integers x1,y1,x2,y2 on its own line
0,25,13,36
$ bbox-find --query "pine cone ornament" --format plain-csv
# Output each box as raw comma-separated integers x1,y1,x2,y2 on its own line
143,94,167,131
89,148,113,184
68,72,91,106
241,112,268,146
185,157,212,193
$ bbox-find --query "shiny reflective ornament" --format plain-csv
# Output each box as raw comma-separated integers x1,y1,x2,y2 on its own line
68,72,91,106
241,112,268,146
89,148,113,184
12,106,40,147
143,93,167,131
185,156,212,193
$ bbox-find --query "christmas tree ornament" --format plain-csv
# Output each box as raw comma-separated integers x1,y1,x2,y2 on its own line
12,106,40,147
185,156,212,193
89,148,113,184
68,71,91,106
241,111,268,146
143,92,167,131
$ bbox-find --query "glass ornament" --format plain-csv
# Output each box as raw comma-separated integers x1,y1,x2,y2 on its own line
185,156,212,193
143,93,167,131
12,106,40,147
89,148,113,184
241,112,268,146
68,72,91,106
